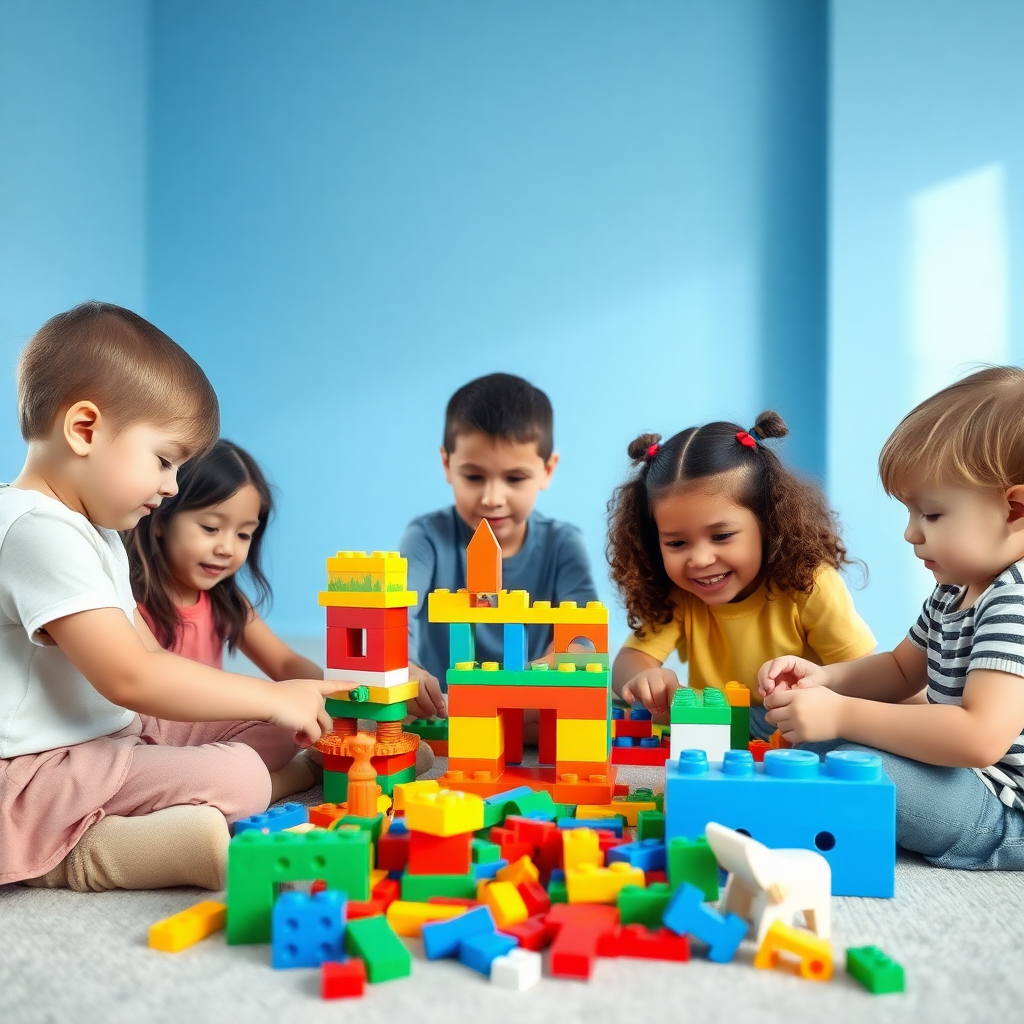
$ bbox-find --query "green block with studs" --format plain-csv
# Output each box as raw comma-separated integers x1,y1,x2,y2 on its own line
846,946,905,994
670,686,730,725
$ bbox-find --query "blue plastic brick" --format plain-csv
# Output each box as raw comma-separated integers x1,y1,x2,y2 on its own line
558,817,624,837
607,839,666,873
639,737,661,748
271,890,346,969
502,623,527,672
612,707,625,720
387,816,409,836
234,802,308,835
629,707,653,721
662,883,745,963
449,622,476,667
613,736,637,748
422,905,496,960
664,748,895,897
472,857,509,880
457,930,519,975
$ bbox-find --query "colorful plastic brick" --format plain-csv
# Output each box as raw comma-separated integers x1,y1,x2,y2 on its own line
546,903,619,980
597,924,691,962
617,883,672,928
233,802,308,835
561,816,624,836
753,920,833,981
491,948,542,989
503,623,528,672
321,958,366,999
637,810,665,841
344,915,411,982
662,882,746,964
148,900,226,952
401,872,478,901
567,862,645,903
227,830,371,945
404,789,485,836
670,688,731,761
562,828,602,870
664,748,896,898
385,900,467,937
272,891,346,969
421,905,496,960
846,945,906,994
458,930,519,975
407,829,472,875
607,839,666,873
482,880,529,928
666,836,719,901
495,855,539,886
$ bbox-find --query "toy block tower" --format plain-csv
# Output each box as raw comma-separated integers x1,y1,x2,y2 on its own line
314,550,421,801
428,520,617,805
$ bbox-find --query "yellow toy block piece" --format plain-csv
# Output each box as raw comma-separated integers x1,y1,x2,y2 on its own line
326,551,406,573
385,900,466,937
371,868,388,888
283,822,321,834
496,855,539,886
556,718,609,762
484,881,529,928
428,590,608,625
392,779,440,812
148,900,226,952
725,681,751,707
566,863,646,904
448,715,504,759
575,799,658,827
326,680,418,705
404,789,485,837
562,828,602,871
319,589,417,609
753,921,833,981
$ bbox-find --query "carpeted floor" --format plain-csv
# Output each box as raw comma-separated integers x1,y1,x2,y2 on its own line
2,755,1021,1024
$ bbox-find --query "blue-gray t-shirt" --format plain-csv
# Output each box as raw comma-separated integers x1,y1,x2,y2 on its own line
400,507,599,687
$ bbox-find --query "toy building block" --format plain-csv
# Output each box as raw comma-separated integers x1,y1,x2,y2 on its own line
556,651,610,670
846,945,905,994
429,590,610,625
447,662,608,690
705,821,831,945
385,900,467,937
576,797,657,827
617,883,672,928
473,858,509,881
637,810,665,841
670,688,731,762
448,622,476,667
422,905,496,960
562,828,602,870
567,862,645,903
404,789,485,836
597,924,691,962
562,816,623,836
472,838,502,864
227,830,370,945
662,883,746,964
665,748,896,898
407,829,472,875
401,873,478,901
495,854,539,886
666,836,719,901
556,718,609,762
491,948,542,990
546,903,619,980
272,890,346,969
753,920,833,981
322,958,367,999
748,739,770,762
449,715,505,759
327,623,408,673
482,880,528,928
148,900,226,952
448,683,608,717
344,914,411,982
467,518,502,594
324,665,411,689
607,840,666,873
392,778,440,811
517,879,551,917
458,929,519,976
501,915,556,951
724,681,751,749
233,802,308,836
502,622,528,671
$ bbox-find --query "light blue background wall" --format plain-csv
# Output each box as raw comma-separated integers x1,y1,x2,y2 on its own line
4,1,1021,657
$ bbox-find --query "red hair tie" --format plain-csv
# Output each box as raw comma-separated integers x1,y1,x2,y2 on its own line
646,443,660,460
736,431,756,448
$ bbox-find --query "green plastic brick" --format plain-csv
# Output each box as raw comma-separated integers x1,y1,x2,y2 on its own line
846,946,905,994
666,835,719,901
328,812,385,846
554,652,610,669
731,703,751,749
636,809,665,842
618,882,672,927
325,697,407,722
227,830,371,945
632,788,664,813
447,665,608,689
504,789,557,820
548,876,568,904
472,838,502,864
400,872,477,901
406,718,449,741
670,686,731,725
345,915,412,982
324,764,415,803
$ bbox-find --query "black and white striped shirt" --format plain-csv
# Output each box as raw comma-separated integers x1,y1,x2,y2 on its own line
909,561,1024,811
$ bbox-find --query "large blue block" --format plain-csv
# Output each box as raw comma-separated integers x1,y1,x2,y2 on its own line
234,801,308,835
271,890,346,969
662,883,745,963
458,930,519,975
664,748,895,897
422,905,496,960
502,623,528,672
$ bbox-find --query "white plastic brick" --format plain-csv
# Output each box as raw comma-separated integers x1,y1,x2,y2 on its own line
490,948,542,990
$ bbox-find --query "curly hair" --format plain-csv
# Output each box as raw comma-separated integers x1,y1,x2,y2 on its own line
607,411,854,635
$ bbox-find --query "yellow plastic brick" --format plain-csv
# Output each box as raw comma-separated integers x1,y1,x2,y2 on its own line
392,779,440,812
562,828,602,871
495,855,539,886
148,900,226,952
385,900,466,937
566,863,646,904
448,716,504,759
555,719,609,762
484,881,529,928
403,789,485,837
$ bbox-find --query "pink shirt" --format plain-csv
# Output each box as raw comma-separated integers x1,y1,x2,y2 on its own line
138,590,224,669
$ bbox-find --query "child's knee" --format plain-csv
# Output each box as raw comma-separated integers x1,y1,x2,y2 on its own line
204,741,273,822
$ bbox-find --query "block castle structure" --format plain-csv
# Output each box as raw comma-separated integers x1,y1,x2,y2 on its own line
429,520,618,804
313,550,421,802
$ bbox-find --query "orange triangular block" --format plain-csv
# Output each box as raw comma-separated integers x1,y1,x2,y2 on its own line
467,519,502,594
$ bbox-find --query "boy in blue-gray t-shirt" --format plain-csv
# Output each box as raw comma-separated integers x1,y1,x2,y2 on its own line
400,373,598,719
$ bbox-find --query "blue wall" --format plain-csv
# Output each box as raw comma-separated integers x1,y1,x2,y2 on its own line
830,0,1024,646
0,0,148,468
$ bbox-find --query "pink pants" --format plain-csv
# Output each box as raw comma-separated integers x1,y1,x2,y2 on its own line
0,714,299,884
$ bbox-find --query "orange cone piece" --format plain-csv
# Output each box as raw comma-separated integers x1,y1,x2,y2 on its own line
467,519,502,595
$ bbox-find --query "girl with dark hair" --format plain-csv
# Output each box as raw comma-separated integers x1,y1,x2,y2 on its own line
606,412,876,741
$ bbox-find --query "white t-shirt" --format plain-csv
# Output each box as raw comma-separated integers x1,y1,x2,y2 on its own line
0,485,136,757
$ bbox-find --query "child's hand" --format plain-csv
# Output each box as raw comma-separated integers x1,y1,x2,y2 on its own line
621,667,680,716
758,656,830,698
269,678,344,748
763,686,844,744
407,663,447,720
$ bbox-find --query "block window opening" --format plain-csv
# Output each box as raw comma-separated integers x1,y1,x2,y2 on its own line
345,628,367,658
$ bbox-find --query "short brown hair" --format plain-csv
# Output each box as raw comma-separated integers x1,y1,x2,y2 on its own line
17,301,219,455
879,365,1024,498
444,373,554,460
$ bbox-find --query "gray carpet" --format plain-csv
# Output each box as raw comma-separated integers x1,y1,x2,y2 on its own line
2,758,1021,1024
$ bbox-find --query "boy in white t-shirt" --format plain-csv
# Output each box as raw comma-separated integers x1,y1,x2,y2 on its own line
0,302,340,891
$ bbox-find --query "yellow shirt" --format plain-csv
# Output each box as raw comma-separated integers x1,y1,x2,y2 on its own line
621,567,875,705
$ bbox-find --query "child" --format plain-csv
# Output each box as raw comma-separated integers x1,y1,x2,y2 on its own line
0,302,341,892
760,367,1024,869
401,373,599,720
608,412,876,739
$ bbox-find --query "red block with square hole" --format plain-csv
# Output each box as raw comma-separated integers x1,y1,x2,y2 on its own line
326,624,408,673
322,958,367,999
407,830,472,876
